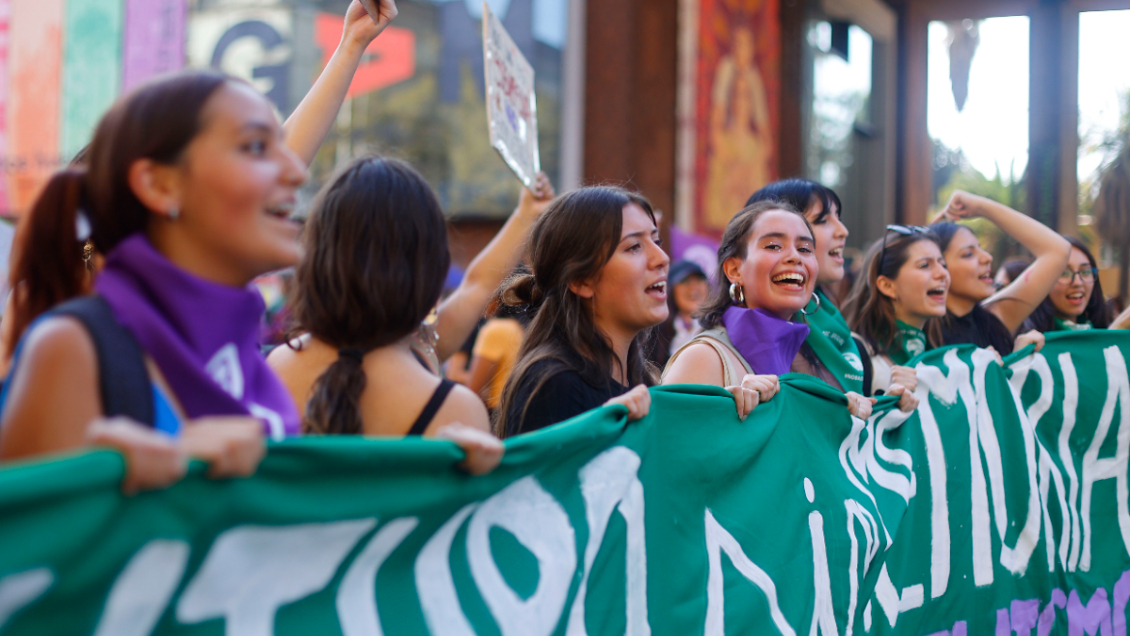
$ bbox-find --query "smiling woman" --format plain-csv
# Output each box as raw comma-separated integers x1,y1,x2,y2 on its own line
495,186,669,438
0,71,306,489
662,200,878,421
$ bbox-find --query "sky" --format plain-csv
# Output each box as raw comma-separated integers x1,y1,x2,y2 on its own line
924,10,1130,187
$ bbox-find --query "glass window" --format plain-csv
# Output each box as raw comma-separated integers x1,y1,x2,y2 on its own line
926,17,1029,210
807,21,873,190
1077,9,1130,229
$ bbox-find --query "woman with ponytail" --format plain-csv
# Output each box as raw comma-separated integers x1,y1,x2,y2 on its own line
495,186,666,438
267,156,531,474
0,0,396,374
0,70,308,487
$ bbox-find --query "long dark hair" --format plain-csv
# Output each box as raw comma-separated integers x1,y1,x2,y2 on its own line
1025,235,1110,331
698,199,810,328
928,220,1017,349
8,70,231,348
842,233,945,357
292,157,450,435
495,186,657,437
746,178,842,222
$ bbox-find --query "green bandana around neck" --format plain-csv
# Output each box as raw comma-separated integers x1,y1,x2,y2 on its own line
890,320,928,366
800,291,865,393
1053,316,1093,332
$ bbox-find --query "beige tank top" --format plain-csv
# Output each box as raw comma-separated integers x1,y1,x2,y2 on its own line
662,326,752,387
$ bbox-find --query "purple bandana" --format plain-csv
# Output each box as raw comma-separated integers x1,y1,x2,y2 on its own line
721,305,810,376
95,234,300,438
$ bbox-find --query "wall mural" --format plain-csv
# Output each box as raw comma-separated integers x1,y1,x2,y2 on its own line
0,0,568,218
678,0,779,237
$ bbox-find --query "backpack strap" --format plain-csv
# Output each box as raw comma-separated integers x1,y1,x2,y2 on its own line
49,296,155,426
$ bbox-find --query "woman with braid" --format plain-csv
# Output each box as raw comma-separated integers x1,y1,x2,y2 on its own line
266,157,543,474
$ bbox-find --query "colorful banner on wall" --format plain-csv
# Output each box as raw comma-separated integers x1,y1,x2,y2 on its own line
676,0,779,237
2,332,1130,633
61,0,123,161
122,0,187,93
0,0,185,216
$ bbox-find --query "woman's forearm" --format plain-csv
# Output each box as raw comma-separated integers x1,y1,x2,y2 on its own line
283,40,368,165
434,207,535,361
976,197,1070,330
283,0,396,164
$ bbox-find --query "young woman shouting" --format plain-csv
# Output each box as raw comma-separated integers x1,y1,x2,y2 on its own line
662,201,884,420
496,187,666,437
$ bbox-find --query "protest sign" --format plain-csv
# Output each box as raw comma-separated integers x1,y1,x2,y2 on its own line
481,2,539,188
2,332,1130,634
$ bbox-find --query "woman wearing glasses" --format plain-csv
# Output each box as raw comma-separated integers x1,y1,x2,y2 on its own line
930,191,1070,354
843,227,948,394
1021,237,1110,332
662,201,877,421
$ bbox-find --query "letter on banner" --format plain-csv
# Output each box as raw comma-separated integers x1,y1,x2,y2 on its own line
466,476,576,636
177,520,375,636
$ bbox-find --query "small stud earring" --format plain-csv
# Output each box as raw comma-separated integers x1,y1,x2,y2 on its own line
167,206,180,221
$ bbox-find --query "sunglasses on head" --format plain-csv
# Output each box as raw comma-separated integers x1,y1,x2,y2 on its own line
878,225,931,271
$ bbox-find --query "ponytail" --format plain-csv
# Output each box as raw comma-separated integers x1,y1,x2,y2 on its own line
8,169,90,348
303,351,368,435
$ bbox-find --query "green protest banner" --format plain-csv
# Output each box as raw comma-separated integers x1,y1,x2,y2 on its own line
1,331,1129,635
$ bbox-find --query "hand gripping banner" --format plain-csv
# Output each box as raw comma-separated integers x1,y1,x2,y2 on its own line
1,331,1130,634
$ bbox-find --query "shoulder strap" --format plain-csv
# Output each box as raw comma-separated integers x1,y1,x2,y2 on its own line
663,328,750,387
50,296,155,426
407,378,456,436
852,336,873,398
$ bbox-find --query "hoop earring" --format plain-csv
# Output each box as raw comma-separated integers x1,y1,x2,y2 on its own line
799,293,822,316
728,283,745,306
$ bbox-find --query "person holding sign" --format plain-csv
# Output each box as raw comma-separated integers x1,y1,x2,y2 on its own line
662,201,885,419
496,187,666,437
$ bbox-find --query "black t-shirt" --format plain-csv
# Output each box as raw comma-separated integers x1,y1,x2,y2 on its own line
938,305,1015,354
503,357,628,437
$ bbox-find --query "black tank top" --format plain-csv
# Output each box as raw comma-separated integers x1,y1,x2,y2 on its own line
407,378,456,436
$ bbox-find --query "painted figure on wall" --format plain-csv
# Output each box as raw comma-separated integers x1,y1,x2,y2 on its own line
704,26,772,230
691,0,779,236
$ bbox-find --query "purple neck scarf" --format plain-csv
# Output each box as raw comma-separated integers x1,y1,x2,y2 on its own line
95,234,299,438
721,305,810,376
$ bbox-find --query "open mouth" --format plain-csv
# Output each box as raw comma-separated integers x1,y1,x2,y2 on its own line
828,246,844,261
265,201,296,221
978,272,994,285
646,281,667,298
926,286,947,301
1066,291,1086,304
771,272,806,289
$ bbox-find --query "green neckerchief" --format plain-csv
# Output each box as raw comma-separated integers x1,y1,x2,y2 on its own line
800,291,865,393
889,320,928,366
1053,316,1093,332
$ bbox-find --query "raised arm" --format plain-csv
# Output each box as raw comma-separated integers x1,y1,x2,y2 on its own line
939,191,1071,333
283,0,397,164
433,173,554,361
